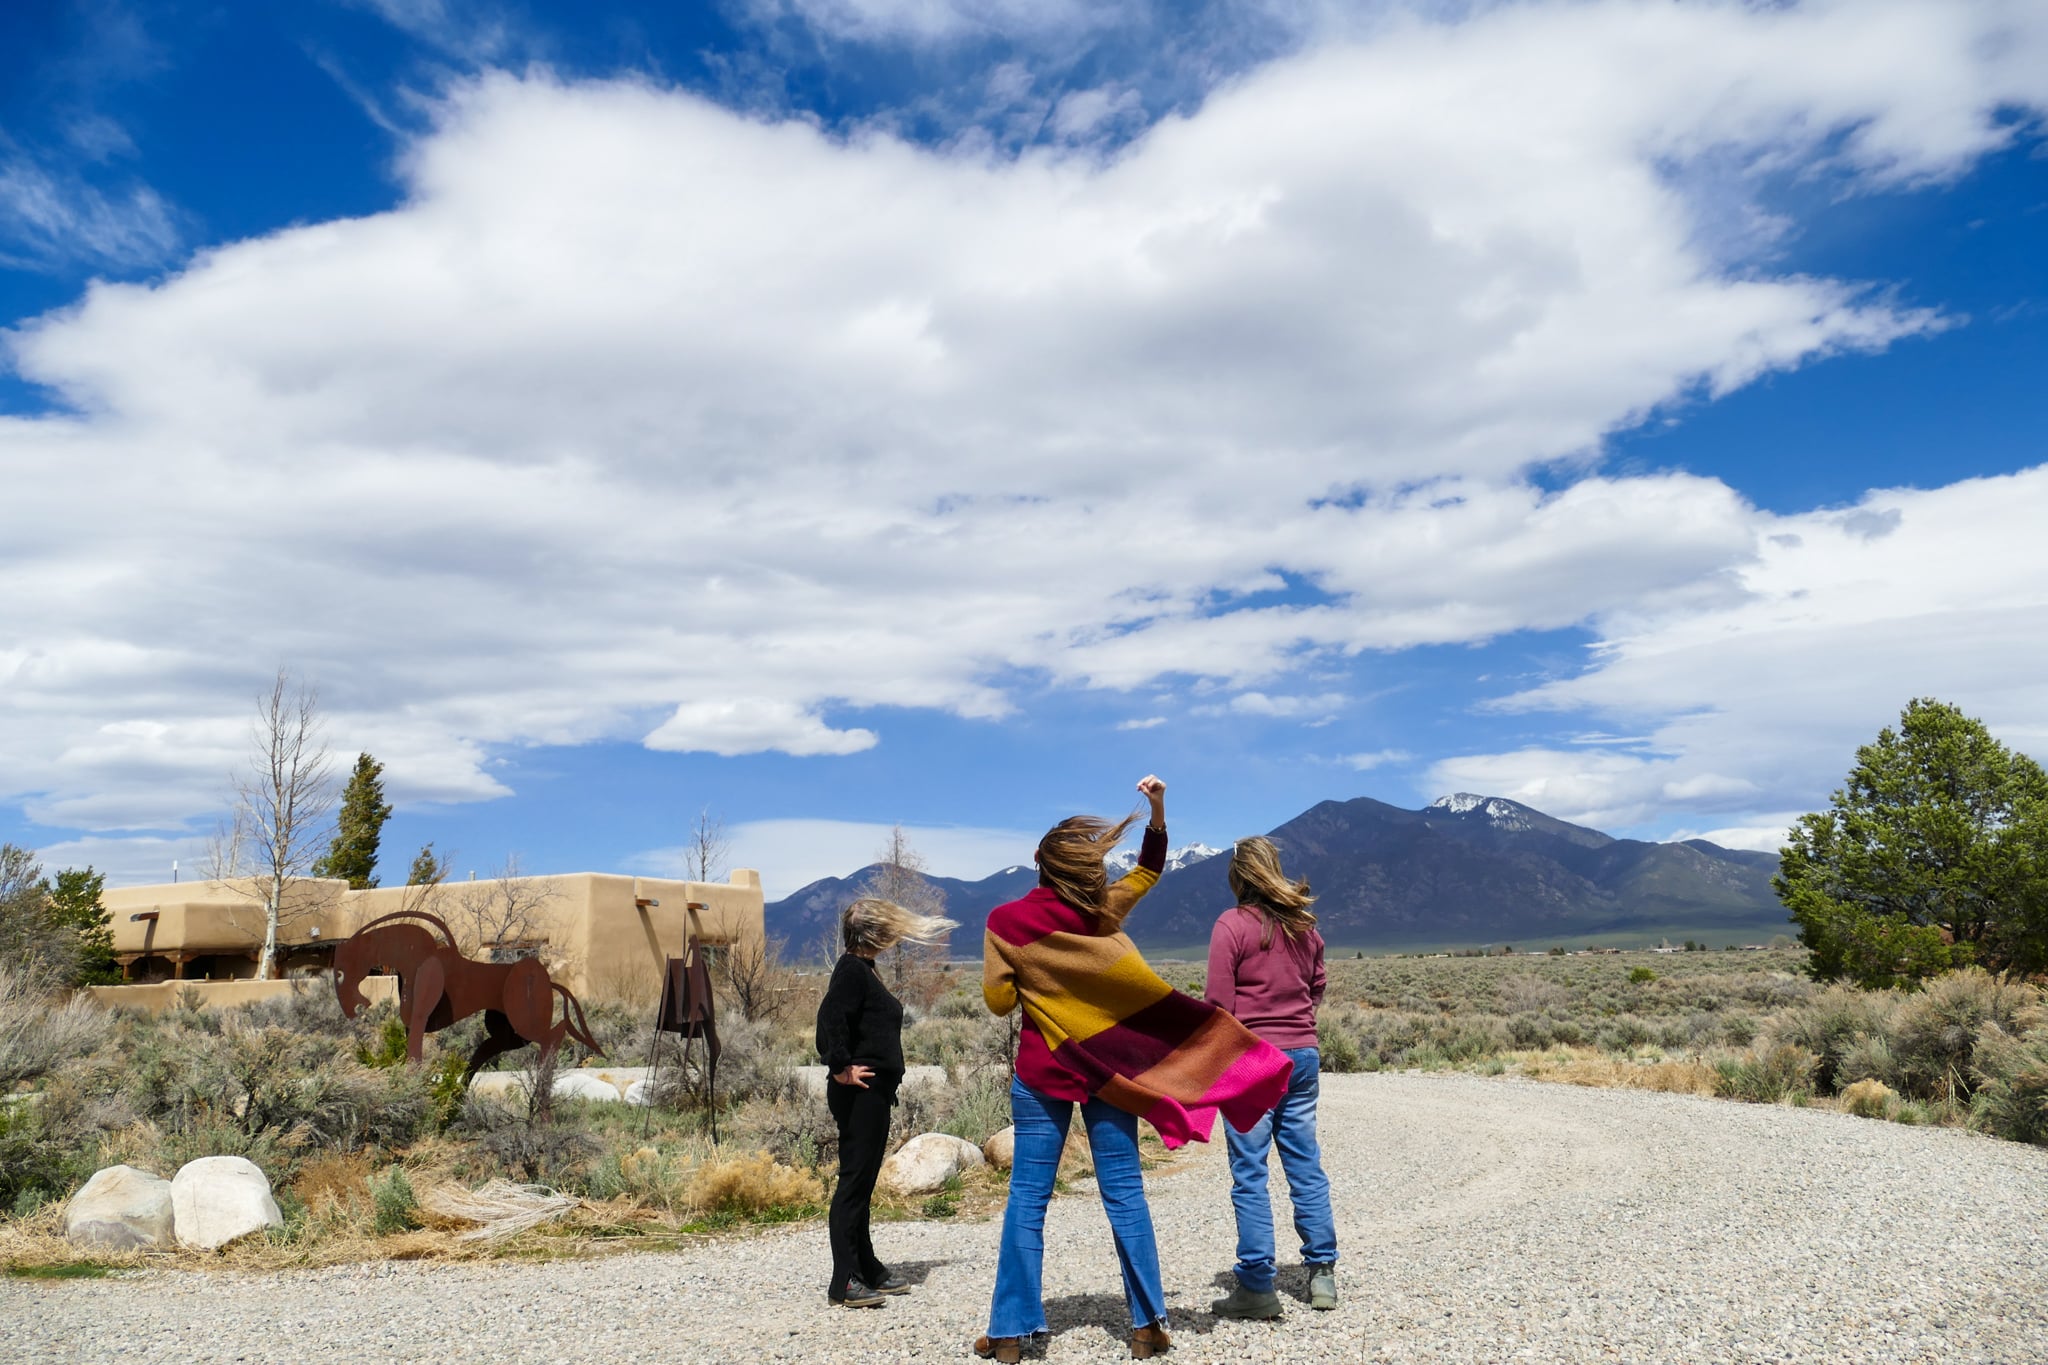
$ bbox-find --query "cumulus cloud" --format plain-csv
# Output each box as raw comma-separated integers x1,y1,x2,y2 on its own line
1432,467,2048,833
634,817,1041,899
4,0,2046,871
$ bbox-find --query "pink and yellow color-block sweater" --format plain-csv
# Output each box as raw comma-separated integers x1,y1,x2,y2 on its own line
982,828,1293,1148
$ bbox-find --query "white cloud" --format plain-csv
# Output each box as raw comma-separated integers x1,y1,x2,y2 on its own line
634,817,1041,900
1343,749,1411,771
0,153,179,271
1116,716,1168,730
1666,816,1805,855
1434,466,2048,833
4,0,2046,862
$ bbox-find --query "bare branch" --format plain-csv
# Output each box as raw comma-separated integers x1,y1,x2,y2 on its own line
684,807,730,883
215,669,336,978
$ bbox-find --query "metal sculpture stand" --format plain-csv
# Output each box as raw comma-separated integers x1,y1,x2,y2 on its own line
642,939,722,1142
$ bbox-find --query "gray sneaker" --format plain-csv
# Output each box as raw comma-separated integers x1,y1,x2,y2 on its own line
1211,1282,1284,1320
1308,1266,1338,1311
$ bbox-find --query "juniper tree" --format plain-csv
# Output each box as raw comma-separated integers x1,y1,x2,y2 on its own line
315,753,393,889
1777,698,2048,988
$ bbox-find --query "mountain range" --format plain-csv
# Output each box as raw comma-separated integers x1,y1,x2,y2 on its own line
762,793,1791,953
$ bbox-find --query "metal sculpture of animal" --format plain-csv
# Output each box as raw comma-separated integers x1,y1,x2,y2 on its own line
333,909,602,1082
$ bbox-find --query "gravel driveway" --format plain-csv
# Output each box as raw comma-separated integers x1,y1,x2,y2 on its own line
11,1072,2047,1364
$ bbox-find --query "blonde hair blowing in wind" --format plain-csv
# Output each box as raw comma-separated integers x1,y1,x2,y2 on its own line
1227,836,1317,946
841,896,959,955
1036,813,1142,929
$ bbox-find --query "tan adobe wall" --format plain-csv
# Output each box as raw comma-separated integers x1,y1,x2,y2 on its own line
85,975,398,1014
97,869,766,1004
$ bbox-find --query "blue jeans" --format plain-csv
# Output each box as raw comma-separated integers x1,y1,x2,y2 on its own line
1224,1046,1337,1292
987,1076,1168,1338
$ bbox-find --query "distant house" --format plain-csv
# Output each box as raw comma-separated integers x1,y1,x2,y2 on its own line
100,869,765,1005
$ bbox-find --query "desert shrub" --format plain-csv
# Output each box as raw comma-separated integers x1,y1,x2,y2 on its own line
1498,975,1566,1015
1969,1026,2048,1145
0,1099,101,1213
903,1010,1014,1069
369,1164,421,1234
1835,1034,1903,1092
931,987,986,1019
1656,1022,1692,1051
1628,967,1657,985
687,1150,823,1217
1601,1016,1653,1053
0,969,110,1088
1891,969,2040,1100
936,1067,1014,1145
1547,1018,1586,1047
1720,1014,1759,1047
1506,1013,1551,1049
1317,1011,1364,1072
241,979,356,1038
1714,1044,1816,1104
1840,1078,1896,1119
726,1075,837,1170
1766,985,1898,1093
447,1074,603,1186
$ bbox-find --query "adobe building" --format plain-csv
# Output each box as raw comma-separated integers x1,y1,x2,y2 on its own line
99,868,766,1006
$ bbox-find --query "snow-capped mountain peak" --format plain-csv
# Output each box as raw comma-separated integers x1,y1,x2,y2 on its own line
1427,793,1531,830
1106,841,1225,874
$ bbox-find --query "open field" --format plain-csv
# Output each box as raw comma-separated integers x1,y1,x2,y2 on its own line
9,1071,2047,1364
7,944,2047,1281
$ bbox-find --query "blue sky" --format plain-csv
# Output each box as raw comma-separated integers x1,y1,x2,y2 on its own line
3,0,2045,898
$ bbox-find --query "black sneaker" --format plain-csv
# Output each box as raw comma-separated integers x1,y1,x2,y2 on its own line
871,1272,910,1295
831,1277,885,1307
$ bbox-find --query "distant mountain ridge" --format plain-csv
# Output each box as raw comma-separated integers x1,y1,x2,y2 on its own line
762,794,1789,953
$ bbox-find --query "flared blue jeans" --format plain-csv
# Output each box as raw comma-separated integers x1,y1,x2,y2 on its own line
986,1075,1167,1338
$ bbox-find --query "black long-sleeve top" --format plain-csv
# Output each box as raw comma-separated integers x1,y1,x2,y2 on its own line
814,952,905,1077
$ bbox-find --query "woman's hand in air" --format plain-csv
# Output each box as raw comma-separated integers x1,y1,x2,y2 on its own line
1137,774,1167,824
833,1064,874,1089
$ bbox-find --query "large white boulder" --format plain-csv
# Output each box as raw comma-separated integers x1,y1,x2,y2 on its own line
982,1126,1016,1171
881,1133,985,1194
551,1072,625,1103
792,1064,950,1098
170,1156,283,1251
65,1165,175,1250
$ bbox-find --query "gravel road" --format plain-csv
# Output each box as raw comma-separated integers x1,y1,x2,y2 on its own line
11,1072,2047,1364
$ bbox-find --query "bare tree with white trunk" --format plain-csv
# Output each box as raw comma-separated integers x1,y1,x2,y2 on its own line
209,669,336,979
682,806,730,883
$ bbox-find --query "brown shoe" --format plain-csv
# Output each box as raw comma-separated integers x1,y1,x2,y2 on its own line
1130,1324,1172,1359
972,1336,1022,1363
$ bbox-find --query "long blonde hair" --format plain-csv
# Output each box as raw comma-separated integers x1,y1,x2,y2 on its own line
842,897,959,955
1227,836,1317,947
1036,813,1140,928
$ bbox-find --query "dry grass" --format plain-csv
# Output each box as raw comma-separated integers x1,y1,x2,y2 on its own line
1509,1047,1721,1097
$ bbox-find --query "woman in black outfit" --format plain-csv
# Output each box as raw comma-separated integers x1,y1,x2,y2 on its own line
816,895,957,1307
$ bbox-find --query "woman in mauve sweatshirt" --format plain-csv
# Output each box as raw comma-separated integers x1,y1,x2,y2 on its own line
1204,835,1340,1320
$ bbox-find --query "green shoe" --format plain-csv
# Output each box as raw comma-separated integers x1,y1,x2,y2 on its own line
1308,1266,1338,1311
1210,1283,1283,1320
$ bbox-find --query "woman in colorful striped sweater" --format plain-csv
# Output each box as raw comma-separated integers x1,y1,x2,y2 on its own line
974,776,1293,1363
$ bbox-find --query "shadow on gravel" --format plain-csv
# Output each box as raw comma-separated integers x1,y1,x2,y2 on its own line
885,1259,954,1288
1041,1291,1158,1351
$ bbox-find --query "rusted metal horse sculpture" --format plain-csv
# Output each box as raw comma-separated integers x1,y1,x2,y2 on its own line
333,909,601,1082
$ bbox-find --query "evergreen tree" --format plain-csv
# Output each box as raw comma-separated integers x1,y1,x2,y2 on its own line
44,866,117,985
407,842,449,887
1777,698,2048,988
314,753,393,889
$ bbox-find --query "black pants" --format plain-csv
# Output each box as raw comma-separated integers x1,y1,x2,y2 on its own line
827,1072,898,1296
